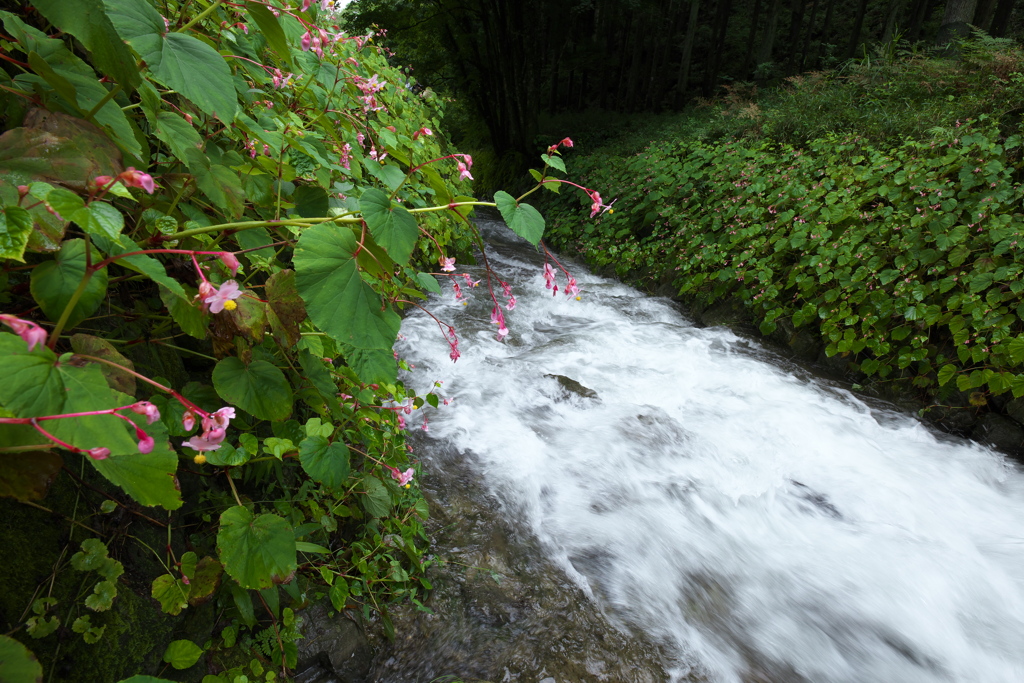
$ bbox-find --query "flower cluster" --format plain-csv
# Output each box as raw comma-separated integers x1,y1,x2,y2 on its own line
182,407,236,452
1,314,47,351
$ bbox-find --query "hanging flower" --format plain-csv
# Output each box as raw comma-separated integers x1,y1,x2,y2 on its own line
203,280,243,313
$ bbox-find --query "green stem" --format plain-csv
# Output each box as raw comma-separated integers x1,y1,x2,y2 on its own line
0,444,55,453
84,84,122,122
47,239,96,349
177,0,223,33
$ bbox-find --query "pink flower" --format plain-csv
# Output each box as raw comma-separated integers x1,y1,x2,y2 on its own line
218,252,240,276
453,282,463,299
182,431,225,451
301,31,312,51
457,161,473,182
387,466,414,486
440,256,456,272
92,175,114,189
203,280,243,313
182,411,196,432
500,281,512,298
87,447,111,461
412,127,433,140
565,278,579,297
129,401,161,424
588,190,603,218
506,295,516,311
134,425,155,454
543,263,556,289
340,143,351,170
560,137,574,148
490,305,504,326
119,168,156,194
205,407,235,431
301,0,312,10
496,323,509,339
397,415,406,430
0,314,48,351
462,273,480,287
356,132,365,147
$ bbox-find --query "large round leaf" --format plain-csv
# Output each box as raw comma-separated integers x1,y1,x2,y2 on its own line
217,506,296,589
293,223,401,350
360,188,418,265
30,239,108,329
494,191,545,246
162,639,203,670
212,357,293,421
298,436,350,488
0,635,43,683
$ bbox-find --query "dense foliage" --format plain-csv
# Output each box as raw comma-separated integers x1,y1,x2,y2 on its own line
540,47,1024,416
0,1,579,680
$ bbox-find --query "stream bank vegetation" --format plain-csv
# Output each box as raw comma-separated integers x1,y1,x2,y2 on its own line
538,34,1024,450
0,1,585,681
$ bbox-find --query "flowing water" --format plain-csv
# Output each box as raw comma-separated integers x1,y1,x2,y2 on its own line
391,217,1024,683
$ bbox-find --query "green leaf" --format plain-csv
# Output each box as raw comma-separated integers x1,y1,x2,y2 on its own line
493,191,545,245
151,573,190,615
117,677,177,683
295,541,330,554
293,185,329,218
340,345,398,385
361,475,392,518
328,578,349,612
150,111,204,164
294,223,401,350
105,0,238,121
298,349,336,399
541,153,566,173
245,1,292,68
84,580,117,611
92,234,189,301
0,635,43,682
0,206,33,261
360,188,419,265
163,639,203,670
298,436,350,488
30,239,109,330
70,334,136,395
102,0,165,44
212,358,293,422
936,364,957,386
188,557,222,605
33,0,141,91
414,272,441,294
1007,336,1024,365
266,269,306,348
217,506,297,590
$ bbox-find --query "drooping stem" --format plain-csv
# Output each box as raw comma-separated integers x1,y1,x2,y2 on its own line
47,239,97,349
177,0,223,33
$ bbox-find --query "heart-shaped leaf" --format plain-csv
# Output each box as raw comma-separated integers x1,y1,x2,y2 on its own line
217,506,296,589
494,191,545,245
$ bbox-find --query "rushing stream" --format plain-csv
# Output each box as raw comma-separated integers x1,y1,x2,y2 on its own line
388,217,1024,683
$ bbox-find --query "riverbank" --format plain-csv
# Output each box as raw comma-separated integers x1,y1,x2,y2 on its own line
536,115,1024,458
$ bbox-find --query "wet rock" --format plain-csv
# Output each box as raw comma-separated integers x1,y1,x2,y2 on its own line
296,600,372,683
974,413,1024,457
368,446,671,683
1006,397,1024,426
545,374,599,400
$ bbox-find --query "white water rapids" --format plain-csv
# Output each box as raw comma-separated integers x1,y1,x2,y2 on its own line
396,219,1024,683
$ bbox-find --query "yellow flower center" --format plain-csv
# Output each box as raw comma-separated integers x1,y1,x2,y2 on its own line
193,454,207,464
223,299,238,311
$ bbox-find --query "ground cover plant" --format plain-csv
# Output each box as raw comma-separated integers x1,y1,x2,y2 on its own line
539,41,1024,415
0,1,593,681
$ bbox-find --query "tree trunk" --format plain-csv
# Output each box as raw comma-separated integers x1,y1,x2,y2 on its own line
675,0,700,106
755,0,782,67
845,0,869,59
974,0,997,30
797,0,820,70
744,0,764,73
990,0,1017,35
813,0,837,66
703,0,733,95
936,0,979,45
786,0,806,68
907,0,938,41
881,0,911,44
